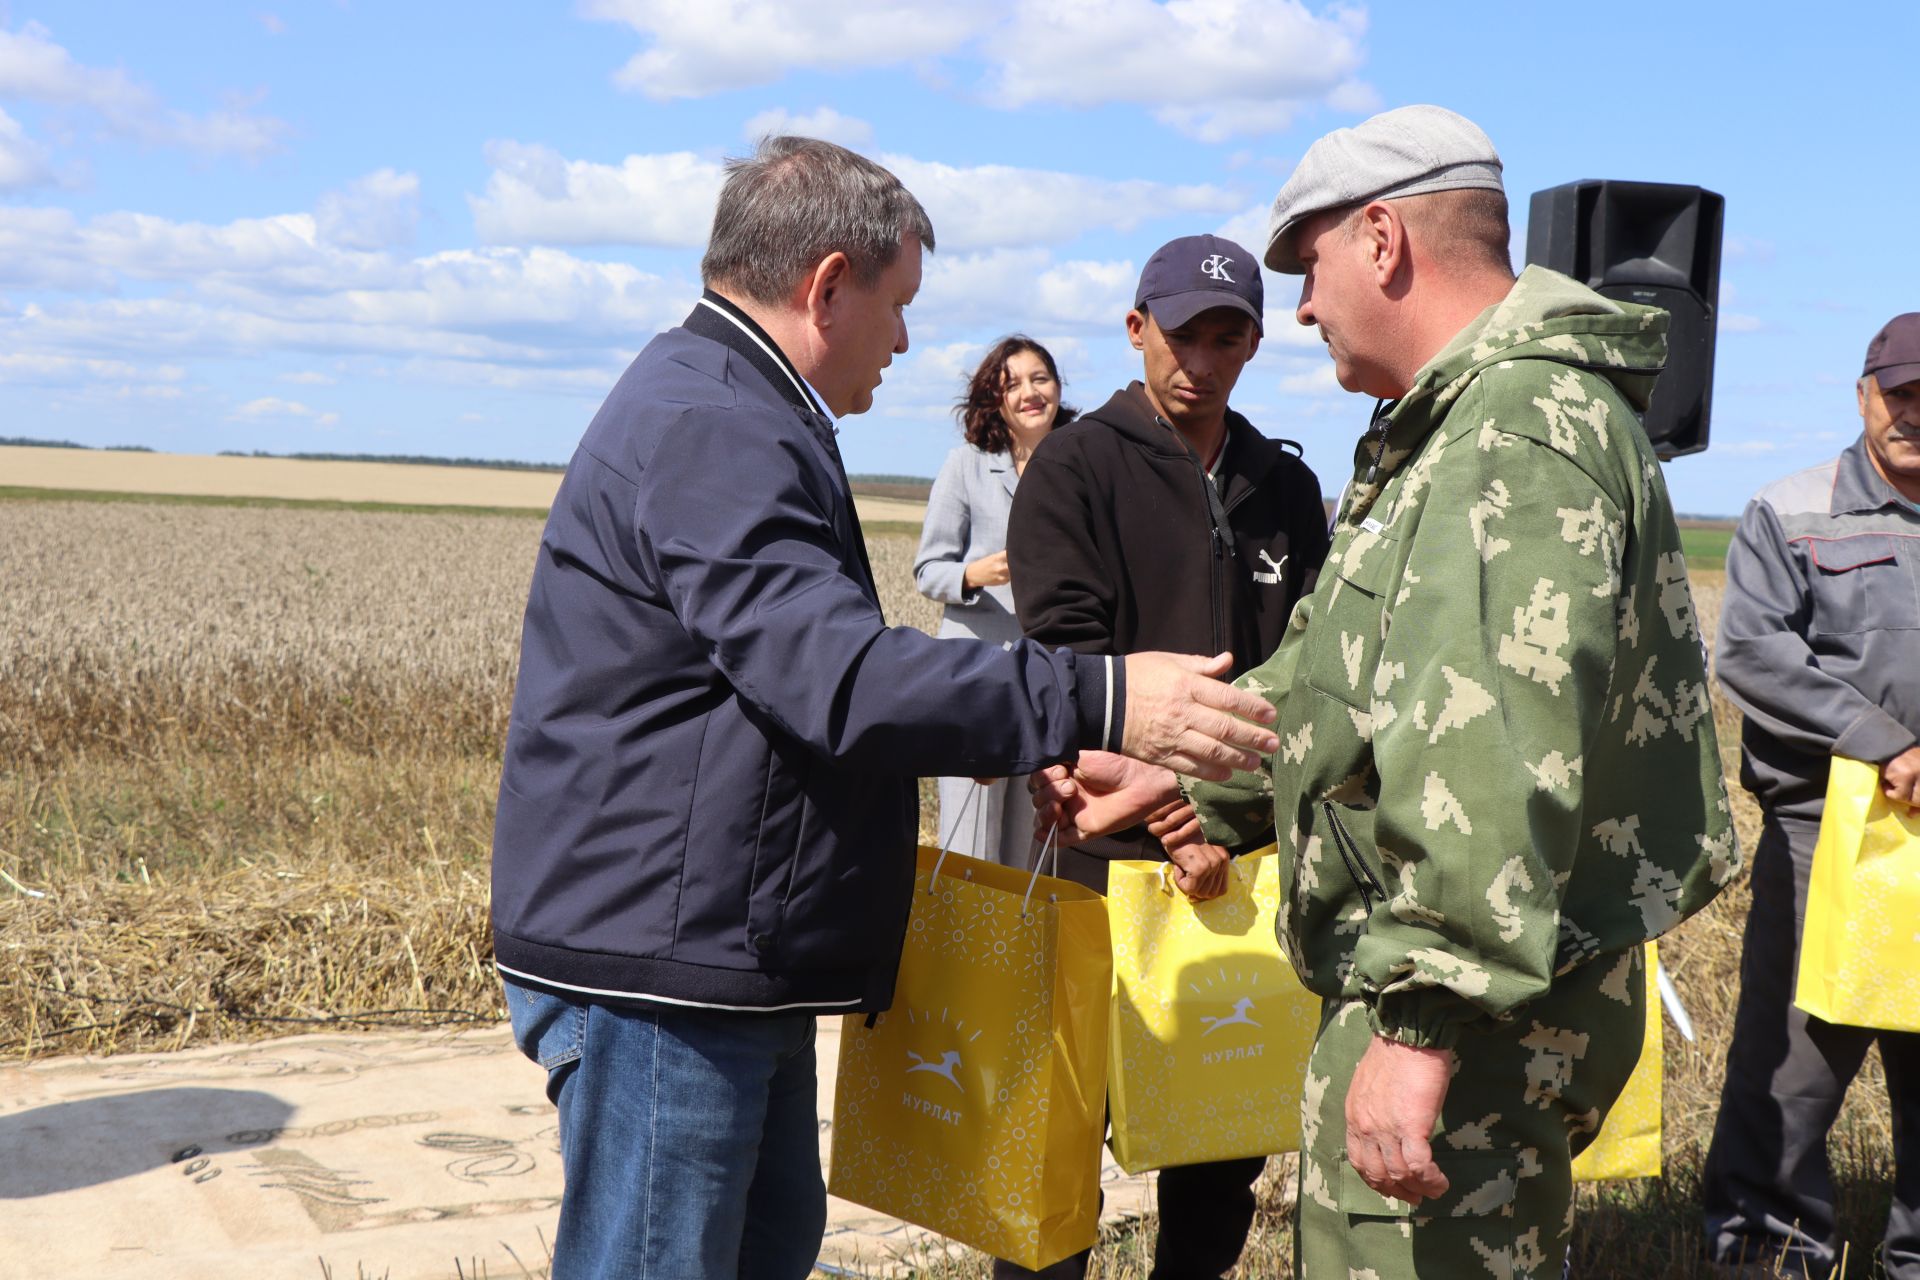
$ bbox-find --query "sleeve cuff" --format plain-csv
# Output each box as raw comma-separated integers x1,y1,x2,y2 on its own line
1834,704,1920,765
1367,991,1479,1051
1071,652,1125,754
1178,771,1277,850
914,563,975,606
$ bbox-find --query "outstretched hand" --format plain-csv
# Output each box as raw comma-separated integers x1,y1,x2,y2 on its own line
1121,651,1277,781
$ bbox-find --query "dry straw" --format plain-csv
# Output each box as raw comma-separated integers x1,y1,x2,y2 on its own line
0,497,1896,1276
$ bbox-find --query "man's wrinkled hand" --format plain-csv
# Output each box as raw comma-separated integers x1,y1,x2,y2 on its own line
1882,746,1920,809
1344,1033,1454,1207
1121,651,1278,781
1030,752,1178,844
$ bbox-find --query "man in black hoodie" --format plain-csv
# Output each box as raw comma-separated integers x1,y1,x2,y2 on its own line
1002,234,1331,1279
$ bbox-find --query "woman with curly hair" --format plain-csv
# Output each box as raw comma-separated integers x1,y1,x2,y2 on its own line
914,335,1076,866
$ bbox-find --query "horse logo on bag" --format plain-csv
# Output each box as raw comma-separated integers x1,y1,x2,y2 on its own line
906,1049,963,1089
892,1007,984,1126
1199,996,1260,1036
1188,969,1269,1066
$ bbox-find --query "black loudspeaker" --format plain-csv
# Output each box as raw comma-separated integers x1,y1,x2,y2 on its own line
1525,180,1724,459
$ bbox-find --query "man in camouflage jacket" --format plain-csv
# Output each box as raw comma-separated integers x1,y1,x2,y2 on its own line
1037,107,1737,1279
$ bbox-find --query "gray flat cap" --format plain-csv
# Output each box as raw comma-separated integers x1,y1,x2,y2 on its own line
1265,104,1504,273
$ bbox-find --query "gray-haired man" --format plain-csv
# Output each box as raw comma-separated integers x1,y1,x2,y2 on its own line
489,136,1280,1280
1702,313,1920,1279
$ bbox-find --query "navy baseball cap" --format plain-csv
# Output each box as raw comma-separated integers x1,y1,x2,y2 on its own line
1865,313,1920,391
1134,234,1263,334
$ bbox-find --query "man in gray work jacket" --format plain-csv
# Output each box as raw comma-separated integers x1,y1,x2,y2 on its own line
1703,312,1920,1279
489,136,1279,1280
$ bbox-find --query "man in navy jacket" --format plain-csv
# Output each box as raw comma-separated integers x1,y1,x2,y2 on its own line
490,136,1280,1280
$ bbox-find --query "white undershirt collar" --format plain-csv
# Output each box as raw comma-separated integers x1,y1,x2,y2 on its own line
695,296,831,424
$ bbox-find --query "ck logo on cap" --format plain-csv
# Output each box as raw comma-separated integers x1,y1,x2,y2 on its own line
1200,254,1235,283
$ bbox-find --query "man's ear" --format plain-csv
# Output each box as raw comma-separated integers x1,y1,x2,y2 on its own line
1361,201,1405,288
1126,308,1149,352
803,252,854,330
1246,327,1262,361
1859,376,1873,421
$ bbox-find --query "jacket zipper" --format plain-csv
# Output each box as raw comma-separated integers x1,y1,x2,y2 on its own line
1167,417,1231,657
1322,800,1387,914
1361,398,1394,489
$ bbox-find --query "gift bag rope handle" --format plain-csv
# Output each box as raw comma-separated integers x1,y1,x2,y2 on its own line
926,780,1061,919
1020,820,1062,917
928,780,983,883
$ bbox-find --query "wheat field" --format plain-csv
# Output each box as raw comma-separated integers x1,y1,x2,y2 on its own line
0,495,1897,1277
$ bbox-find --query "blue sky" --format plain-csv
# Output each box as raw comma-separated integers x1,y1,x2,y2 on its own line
1,2,1914,515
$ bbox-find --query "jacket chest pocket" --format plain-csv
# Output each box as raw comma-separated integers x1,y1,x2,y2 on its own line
1805,534,1920,635
1301,522,1401,711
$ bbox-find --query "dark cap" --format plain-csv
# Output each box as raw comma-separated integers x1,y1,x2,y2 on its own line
1865,313,1920,391
1134,234,1263,334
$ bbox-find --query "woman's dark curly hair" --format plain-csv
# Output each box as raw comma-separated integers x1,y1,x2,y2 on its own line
956,335,1077,454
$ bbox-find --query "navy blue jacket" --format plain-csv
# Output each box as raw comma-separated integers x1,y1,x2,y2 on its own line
491,294,1122,1014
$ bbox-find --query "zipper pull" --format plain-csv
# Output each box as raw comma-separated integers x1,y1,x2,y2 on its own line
1362,398,1392,487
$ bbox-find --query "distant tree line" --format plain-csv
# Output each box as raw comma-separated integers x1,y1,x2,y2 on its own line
217,449,564,472
2,436,152,451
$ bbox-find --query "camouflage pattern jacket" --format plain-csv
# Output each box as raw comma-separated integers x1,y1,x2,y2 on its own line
1186,266,1739,1050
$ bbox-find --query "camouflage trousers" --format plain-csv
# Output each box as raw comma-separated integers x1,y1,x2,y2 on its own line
1293,947,1647,1279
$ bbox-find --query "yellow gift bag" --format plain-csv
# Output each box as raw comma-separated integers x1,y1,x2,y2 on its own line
1796,755,1920,1032
1105,849,1321,1174
829,839,1111,1270
1571,943,1662,1181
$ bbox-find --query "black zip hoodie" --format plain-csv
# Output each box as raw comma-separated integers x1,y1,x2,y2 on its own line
1007,381,1330,869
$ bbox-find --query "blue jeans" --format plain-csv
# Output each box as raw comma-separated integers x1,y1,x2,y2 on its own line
503,977,828,1280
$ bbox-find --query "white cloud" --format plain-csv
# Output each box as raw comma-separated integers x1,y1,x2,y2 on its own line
742,106,874,147
920,248,1135,330
1720,313,1765,334
469,141,723,247
581,1,1369,141
1278,361,1341,396
316,169,421,251
233,396,339,427
0,205,404,295
0,21,285,157
0,164,721,420
258,13,287,35
2,246,691,371
0,351,184,386
990,0,1371,141
883,154,1242,251
583,0,981,99
1213,204,1272,254
0,191,697,395
467,142,1245,253
0,106,50,190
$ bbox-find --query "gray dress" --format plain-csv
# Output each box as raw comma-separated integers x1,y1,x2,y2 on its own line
913,443,1037,868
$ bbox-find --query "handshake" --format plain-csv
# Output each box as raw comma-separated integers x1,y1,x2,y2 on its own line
1028,749,1230,901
